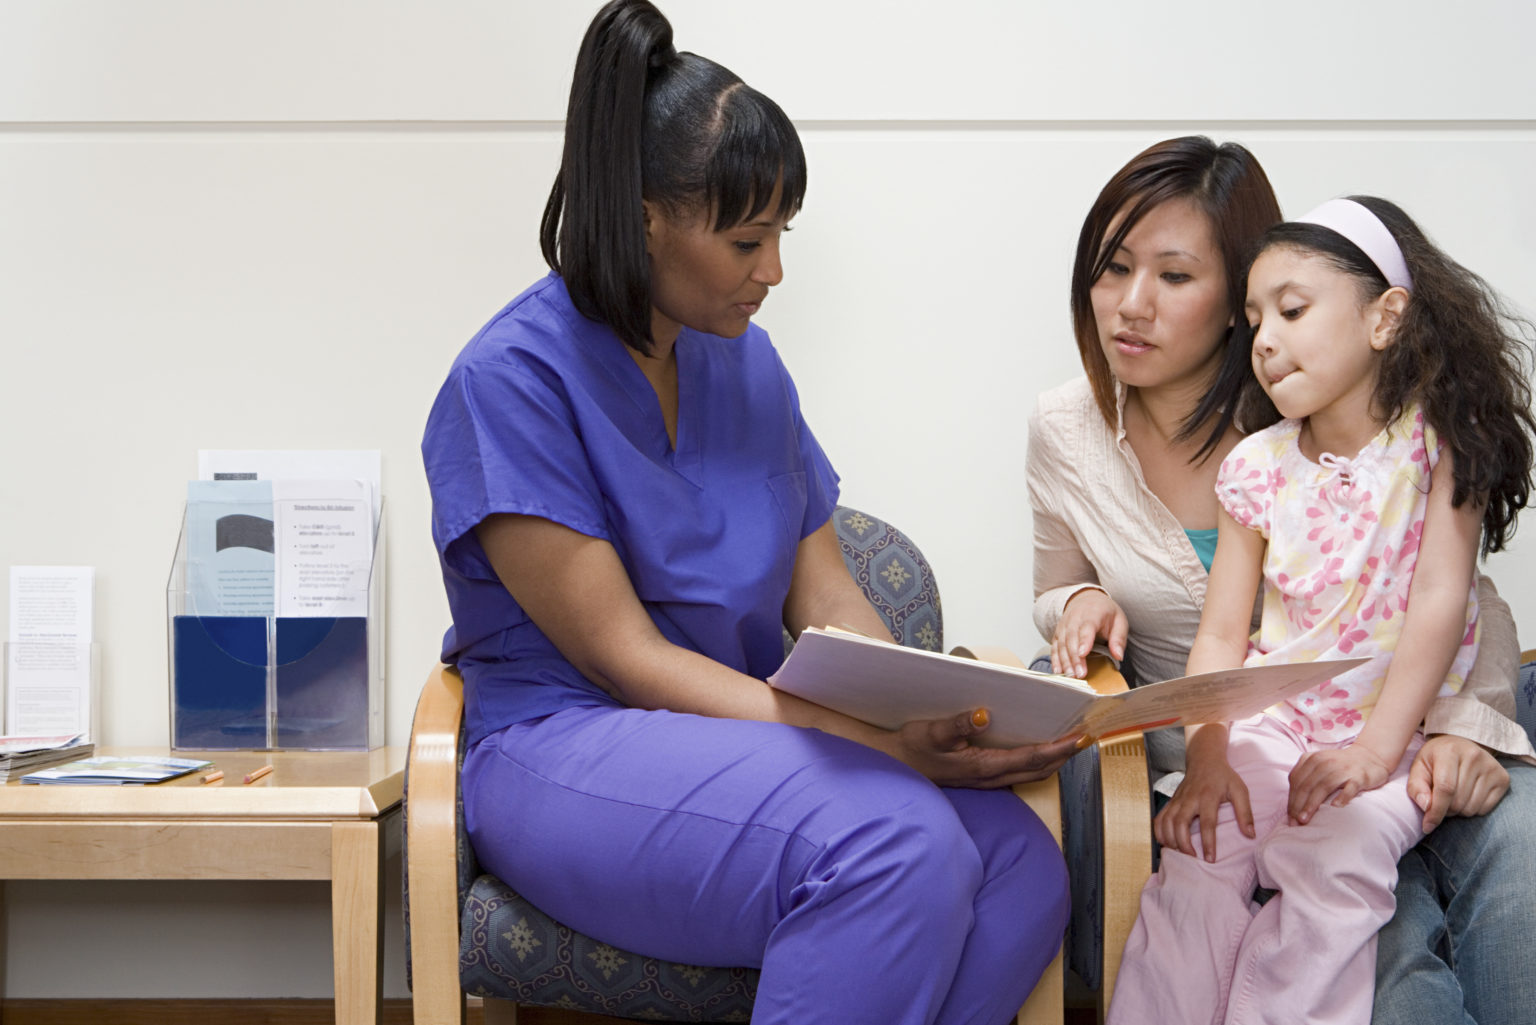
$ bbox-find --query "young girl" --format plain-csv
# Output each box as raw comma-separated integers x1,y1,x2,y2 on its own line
1106,196,1536,1025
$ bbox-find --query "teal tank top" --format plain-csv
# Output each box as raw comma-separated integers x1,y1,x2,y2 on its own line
1185,527,1217,573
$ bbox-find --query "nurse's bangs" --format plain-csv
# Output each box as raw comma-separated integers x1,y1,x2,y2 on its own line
704,84,807,231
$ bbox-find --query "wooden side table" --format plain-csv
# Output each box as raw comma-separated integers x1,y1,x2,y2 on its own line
0,747,405,1025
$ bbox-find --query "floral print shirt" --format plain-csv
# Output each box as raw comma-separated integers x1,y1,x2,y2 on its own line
1217,405,1478,741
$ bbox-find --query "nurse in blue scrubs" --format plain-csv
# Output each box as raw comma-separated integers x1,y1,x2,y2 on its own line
420,3,1073,1023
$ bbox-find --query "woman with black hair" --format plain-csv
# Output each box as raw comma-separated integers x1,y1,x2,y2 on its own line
422,3,1072,1021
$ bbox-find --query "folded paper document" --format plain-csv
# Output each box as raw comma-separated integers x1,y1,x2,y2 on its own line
768,627,1367,747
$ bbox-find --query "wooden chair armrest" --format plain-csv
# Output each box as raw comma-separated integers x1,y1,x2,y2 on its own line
406,663,468,1025
949,644,1027,669
1087,660,1153,1012
1083,653,1130,697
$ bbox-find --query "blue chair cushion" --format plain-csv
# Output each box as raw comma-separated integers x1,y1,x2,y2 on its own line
460,881,758,1021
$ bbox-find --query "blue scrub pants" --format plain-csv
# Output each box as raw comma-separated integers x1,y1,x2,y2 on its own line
1371,760,1536,1025
463,704,1069,1025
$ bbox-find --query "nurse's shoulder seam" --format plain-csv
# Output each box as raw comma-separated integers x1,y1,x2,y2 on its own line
454,280,581,373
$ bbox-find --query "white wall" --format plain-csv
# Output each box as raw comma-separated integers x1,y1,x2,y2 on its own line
3,0,1534,1001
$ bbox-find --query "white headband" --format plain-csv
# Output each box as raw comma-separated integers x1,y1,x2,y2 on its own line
1294,198,1413,292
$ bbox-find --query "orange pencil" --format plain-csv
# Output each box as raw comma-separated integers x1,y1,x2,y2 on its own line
243,764,274,784
201,770,224,784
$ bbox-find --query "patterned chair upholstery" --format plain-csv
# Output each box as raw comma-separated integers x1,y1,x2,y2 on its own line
405,506,990,1024
1517,651,1536,747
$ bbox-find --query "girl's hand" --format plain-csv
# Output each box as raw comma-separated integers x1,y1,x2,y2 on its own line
1408,734,1510,831
887,711,1081,789
1154,735,1254,861
1051,589,1127,678
1287,745,1394,824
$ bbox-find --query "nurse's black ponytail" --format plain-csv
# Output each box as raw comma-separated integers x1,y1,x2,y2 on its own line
540,0,806,356
540,0,671,355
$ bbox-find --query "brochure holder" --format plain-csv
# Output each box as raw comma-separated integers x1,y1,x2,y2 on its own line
166,504,385,750
4,641,101,741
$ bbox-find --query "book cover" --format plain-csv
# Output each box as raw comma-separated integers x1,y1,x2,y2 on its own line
768,628,1366,747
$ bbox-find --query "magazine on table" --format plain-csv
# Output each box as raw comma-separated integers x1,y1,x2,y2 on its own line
20,754,213,785
0,733,93,782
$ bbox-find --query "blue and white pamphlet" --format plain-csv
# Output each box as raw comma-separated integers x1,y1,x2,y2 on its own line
185,479,276,617
21,754,213,785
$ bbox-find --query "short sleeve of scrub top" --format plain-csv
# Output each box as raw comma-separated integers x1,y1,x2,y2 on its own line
422,273,840,744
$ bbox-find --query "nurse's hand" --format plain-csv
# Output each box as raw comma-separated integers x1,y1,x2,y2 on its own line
886,709,1081,788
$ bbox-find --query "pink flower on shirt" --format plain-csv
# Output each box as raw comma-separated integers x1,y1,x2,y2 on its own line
1305,497,1376,554
1338,623,1370,652
1359,544,1412,622
1276,571,1325,629
1289,680,1354,733
1331,706,1363,730
1282,558,1345,631
1408,422,1430,473
1306,506,1337,554
1348,497,1378,540
1305,557,1346,598
1220,457,1267,525
1310,683,1356,732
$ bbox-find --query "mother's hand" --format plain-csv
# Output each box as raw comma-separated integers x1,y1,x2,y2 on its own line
886,711,1081,789
1052,588,1128,678
1408,733,1510,832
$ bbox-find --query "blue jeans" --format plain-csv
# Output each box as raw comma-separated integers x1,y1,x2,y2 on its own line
1372,761,1536,1025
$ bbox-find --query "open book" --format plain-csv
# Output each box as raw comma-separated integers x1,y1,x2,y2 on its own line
768,627,1366,748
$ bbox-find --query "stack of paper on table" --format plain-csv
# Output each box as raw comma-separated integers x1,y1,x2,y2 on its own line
0,734,93,782
768,627,1367,748
20,754,212,785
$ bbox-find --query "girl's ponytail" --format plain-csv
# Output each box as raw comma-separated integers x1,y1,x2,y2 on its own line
541,0,676,355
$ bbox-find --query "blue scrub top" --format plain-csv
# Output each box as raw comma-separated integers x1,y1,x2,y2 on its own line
423,273,841,744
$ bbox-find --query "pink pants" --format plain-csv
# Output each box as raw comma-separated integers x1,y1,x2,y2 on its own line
1107,716,1426,1025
